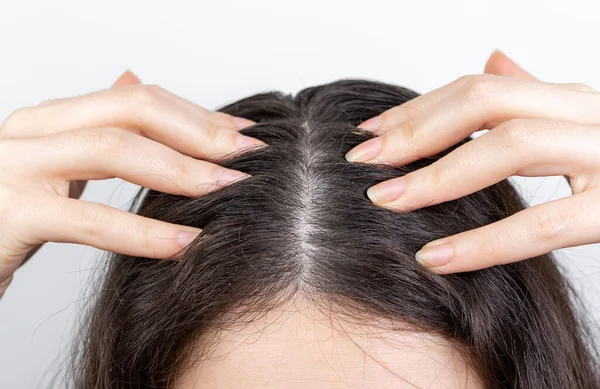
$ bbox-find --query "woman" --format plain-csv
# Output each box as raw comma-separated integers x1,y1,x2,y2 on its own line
2,51,600,388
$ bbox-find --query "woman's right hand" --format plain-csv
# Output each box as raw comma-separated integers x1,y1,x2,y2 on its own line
0,71,264,299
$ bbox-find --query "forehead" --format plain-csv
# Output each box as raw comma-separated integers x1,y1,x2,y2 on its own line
174,300,483,389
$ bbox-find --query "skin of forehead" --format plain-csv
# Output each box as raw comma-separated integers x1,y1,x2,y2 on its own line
174,297,483,389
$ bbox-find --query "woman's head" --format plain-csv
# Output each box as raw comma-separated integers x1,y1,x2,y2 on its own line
71,80,600,388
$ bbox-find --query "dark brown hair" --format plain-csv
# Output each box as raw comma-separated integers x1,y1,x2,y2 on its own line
69,80,600,388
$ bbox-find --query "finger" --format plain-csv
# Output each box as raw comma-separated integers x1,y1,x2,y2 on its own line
39,80,254,130
39,83,256,130
357,53,532,135
484,50,537,80
357,67,588,136
483,51,595,92
0,84,265,160
17,244,42,268
0,275,13,300
37,70,143,112
346,75,600,165
15,127,250,196
358,49,533,134
366,119,599,209
357,76,471,134
26,195,202,259
108,70,254,129
150,86,255,130
413,189,600,274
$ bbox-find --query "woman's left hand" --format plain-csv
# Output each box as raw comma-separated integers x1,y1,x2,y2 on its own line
345,50,600,274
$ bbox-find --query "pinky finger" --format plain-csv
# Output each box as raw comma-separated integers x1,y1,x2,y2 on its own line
28,196,201,260
415,189,600,274
0,276,13,300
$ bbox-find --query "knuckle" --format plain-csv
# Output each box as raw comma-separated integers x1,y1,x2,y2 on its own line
145,84,163,92
496,119,534,152
173,156,193,183
531,208,567,244
567,174,591,194
1,107,32,134
86,127,131,154
79,205,104,237
0,141,11,162
455,74,474,86
0,186,20,226
420,166,442,191
204,120,222,142
459,74,499,100
38,98,59,106
414,167,443,205
477,230,502,259
374,104,411,133
429,167,443,191
401,118,418,142
125,221,154,252
0,276,14,300
126,83,159,111
569,82,596,92
140,225,154,251
378,109,395,124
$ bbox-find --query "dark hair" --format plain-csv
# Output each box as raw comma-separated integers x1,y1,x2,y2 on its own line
69,79,600,388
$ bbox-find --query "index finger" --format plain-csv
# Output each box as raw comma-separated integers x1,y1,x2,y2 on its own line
357,50,536,134
0,84,264,161
346,75,600,166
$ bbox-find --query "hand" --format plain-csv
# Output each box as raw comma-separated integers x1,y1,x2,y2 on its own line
0,70,264,299
345,50,600,274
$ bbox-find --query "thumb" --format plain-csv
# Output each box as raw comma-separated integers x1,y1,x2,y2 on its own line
484,50,537,80
112,69,142,87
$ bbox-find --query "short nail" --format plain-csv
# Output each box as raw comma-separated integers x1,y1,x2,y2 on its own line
367,177,405,204
360,116,382,131
232,116,256,129
112,69,141,87
345,137,383,163
177,228,201,248
237,135,266,149
415,243,453,268
218,169,250,185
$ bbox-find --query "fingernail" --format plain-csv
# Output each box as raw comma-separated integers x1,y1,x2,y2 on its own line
345,137,383,163
367,177,405,204
122,69,138,78
112,69,141,87
359,116,382,131
177,228,201,248
232,116,255,129
415,242,453,268
218,169,251,185
237,135,266,149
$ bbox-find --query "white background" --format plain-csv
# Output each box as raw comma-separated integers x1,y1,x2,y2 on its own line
1,1,600,387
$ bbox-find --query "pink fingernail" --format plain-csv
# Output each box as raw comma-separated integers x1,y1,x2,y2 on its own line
360,116,382,131
177,229,201,248
415,242,454,268
232,116,255,129
217,169,250,185
237,135,266,149
345,137,383,163
367,177,405,204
